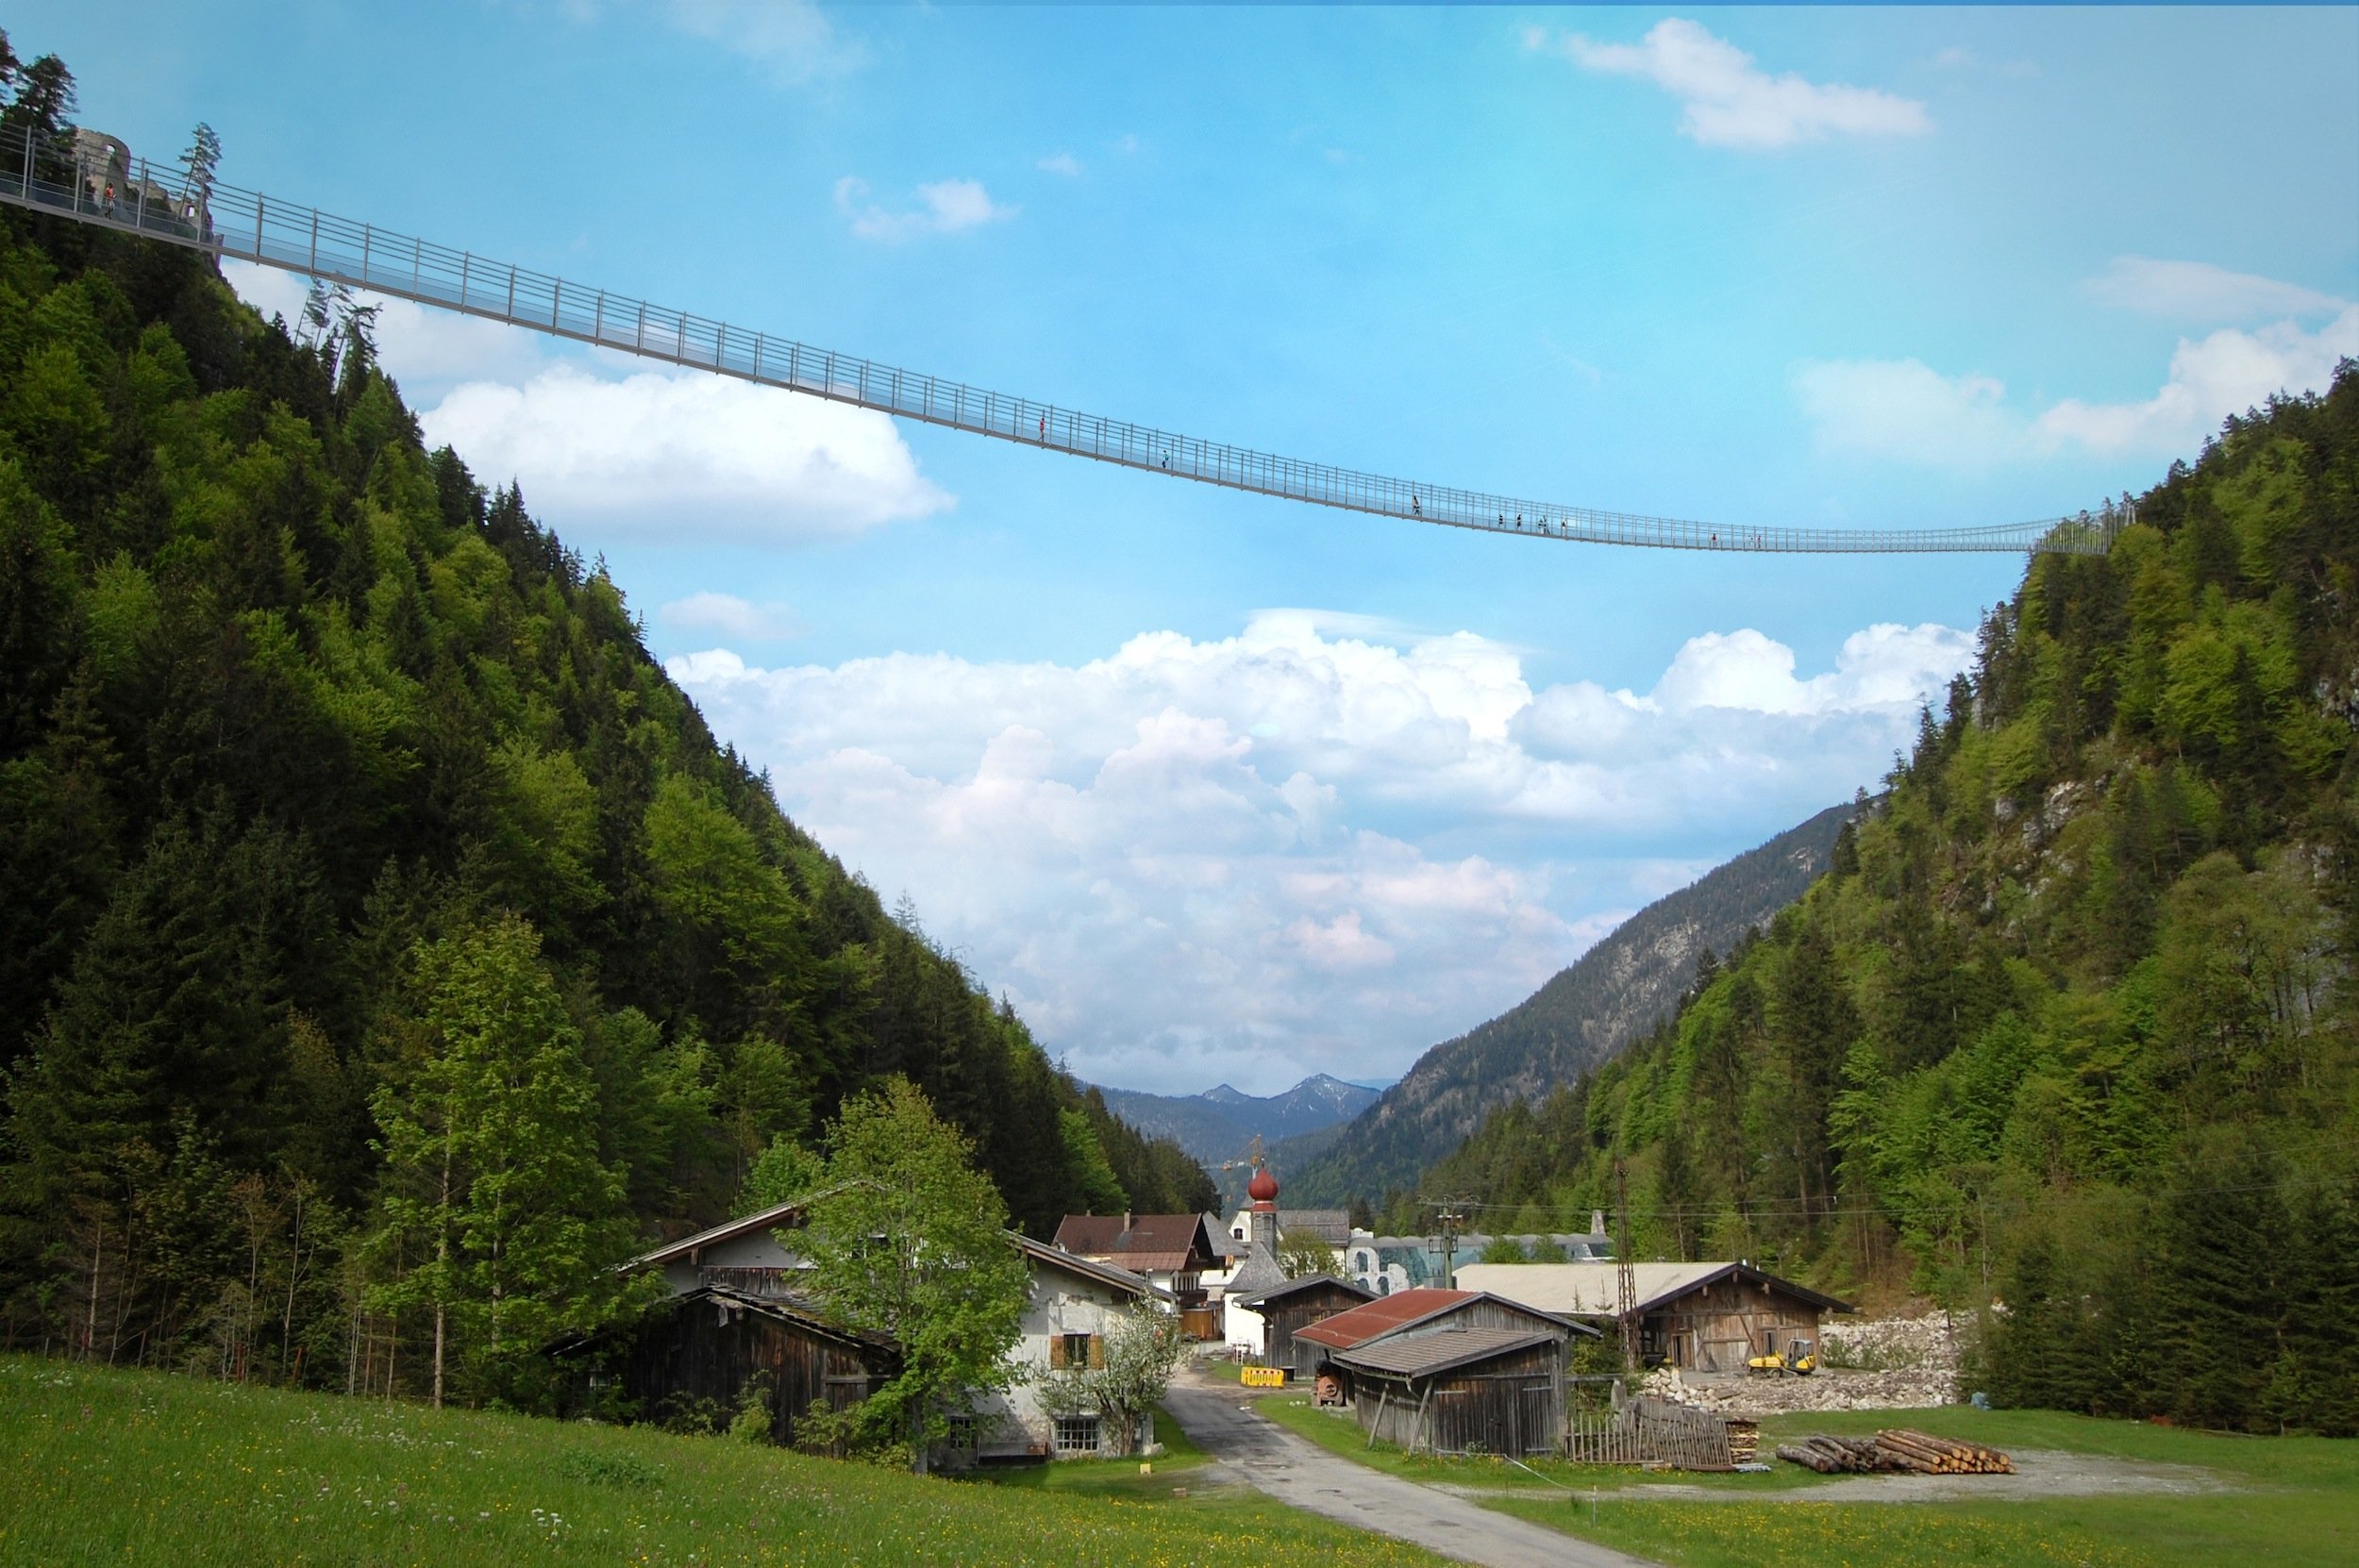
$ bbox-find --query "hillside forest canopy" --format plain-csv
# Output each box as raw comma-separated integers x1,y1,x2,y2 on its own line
0,39,1213,1408
1401,361,2359,1434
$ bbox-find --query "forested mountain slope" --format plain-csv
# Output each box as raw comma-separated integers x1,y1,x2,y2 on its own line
1287,801,1857,1206
0,60,1208,1390
1412,369,2359,1432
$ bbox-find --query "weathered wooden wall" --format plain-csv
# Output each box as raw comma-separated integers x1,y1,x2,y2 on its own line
1644,1279,1822,1371
1348,1342,1564,1458
1263,1282,1377,1376
613,1295,885,1446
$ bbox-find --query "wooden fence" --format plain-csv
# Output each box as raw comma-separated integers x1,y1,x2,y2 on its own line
1564,1395,1733,1470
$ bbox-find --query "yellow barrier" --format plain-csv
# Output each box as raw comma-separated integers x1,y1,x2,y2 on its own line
1240,1366,1285,1388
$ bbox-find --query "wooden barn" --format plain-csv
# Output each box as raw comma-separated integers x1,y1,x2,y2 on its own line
1292,1289,1597,1457
1453,1261,1853,1372
1234,1275,1374,1378
1336,1326,1569,1458
566,1285,896,1447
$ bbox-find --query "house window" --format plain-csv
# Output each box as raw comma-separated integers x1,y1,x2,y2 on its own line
1061,1332,1092,1367
1054,1415,1101,1455
945,1415,979,1452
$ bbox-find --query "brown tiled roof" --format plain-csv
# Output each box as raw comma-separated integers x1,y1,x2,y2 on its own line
1295,1288,1470,1349
1102,1251,1198,1276
1052,1213,1216,1265
1011,1233,1171,1301
1331,1326,1559,1380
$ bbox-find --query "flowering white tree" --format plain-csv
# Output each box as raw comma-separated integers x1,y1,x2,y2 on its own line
1035,1300,1185,1456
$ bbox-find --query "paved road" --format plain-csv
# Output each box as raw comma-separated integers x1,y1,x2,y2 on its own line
1162,1376,1657,1568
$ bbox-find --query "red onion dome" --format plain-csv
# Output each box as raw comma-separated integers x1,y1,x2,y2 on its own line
1247,1164,1280,1203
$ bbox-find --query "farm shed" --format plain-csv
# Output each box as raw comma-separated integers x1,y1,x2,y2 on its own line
566,1285,895,1447
1292,1288,1596,1454
1334,1326,1568,1458
1454,1261,1853,1372
1233,1275,1374,1378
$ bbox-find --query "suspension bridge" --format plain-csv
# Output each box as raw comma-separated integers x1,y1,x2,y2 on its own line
3,128,2127,557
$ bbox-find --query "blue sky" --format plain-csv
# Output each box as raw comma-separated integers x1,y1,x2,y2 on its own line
28,4,2358,1093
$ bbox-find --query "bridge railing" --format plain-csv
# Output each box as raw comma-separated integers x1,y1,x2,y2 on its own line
0,125,2123,557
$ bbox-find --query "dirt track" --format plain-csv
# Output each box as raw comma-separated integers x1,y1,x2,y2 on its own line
1438,1446,2239,1506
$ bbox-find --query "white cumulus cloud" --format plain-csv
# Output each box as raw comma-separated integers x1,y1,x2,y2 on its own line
1793,357,2021,470
1795,266,2359,466
420,363,950,543
1037,152,1082,177
835,176,1014,242
668,611,1967,1092
2035,307,2359,457
1548,18,1932,149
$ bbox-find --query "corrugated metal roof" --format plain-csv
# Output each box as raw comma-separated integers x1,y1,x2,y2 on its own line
1452,1261,1854,1317
1331,1326,1560,1380
1295,1288,1471,1348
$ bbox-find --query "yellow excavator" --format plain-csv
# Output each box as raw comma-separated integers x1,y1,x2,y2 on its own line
1747,1337,1817,1376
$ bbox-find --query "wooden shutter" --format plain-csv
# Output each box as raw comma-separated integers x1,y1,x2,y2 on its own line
1049,1334,1067,1370
1087,1334,1105,1370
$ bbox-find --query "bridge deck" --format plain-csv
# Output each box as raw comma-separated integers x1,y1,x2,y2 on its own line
6,131,2123,557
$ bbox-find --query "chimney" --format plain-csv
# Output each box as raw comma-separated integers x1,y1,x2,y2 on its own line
1122,1210,1131,1234
1590,1209,1606,1237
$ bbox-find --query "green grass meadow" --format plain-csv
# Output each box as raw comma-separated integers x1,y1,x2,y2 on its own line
0,1357,1444,1567
1252,1388,2353,1568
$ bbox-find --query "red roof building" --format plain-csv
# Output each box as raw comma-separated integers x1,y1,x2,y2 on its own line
1294,1288,1478,1350
1051,1212,1224,1319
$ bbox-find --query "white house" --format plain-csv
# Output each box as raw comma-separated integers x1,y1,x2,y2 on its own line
625,1198,1168,1460
962,1235,1170,1461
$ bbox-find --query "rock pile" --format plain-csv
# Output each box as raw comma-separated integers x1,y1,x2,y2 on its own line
1820,1310,1967,1375
1634,1310,1967,1419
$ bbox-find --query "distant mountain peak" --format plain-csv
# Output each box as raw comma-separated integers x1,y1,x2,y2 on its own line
1087,1075,1382,1180
1282,798,1863,1207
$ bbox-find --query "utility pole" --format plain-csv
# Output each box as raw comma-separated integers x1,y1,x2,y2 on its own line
1435,1199,1466,1291
1614,1158,1638,1369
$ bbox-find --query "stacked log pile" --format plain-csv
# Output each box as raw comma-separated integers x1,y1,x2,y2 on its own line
1774,1429,2013,1475
1773,1435,1896,1473
1875,1428,2014,1474
1725,1419,1759,1465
